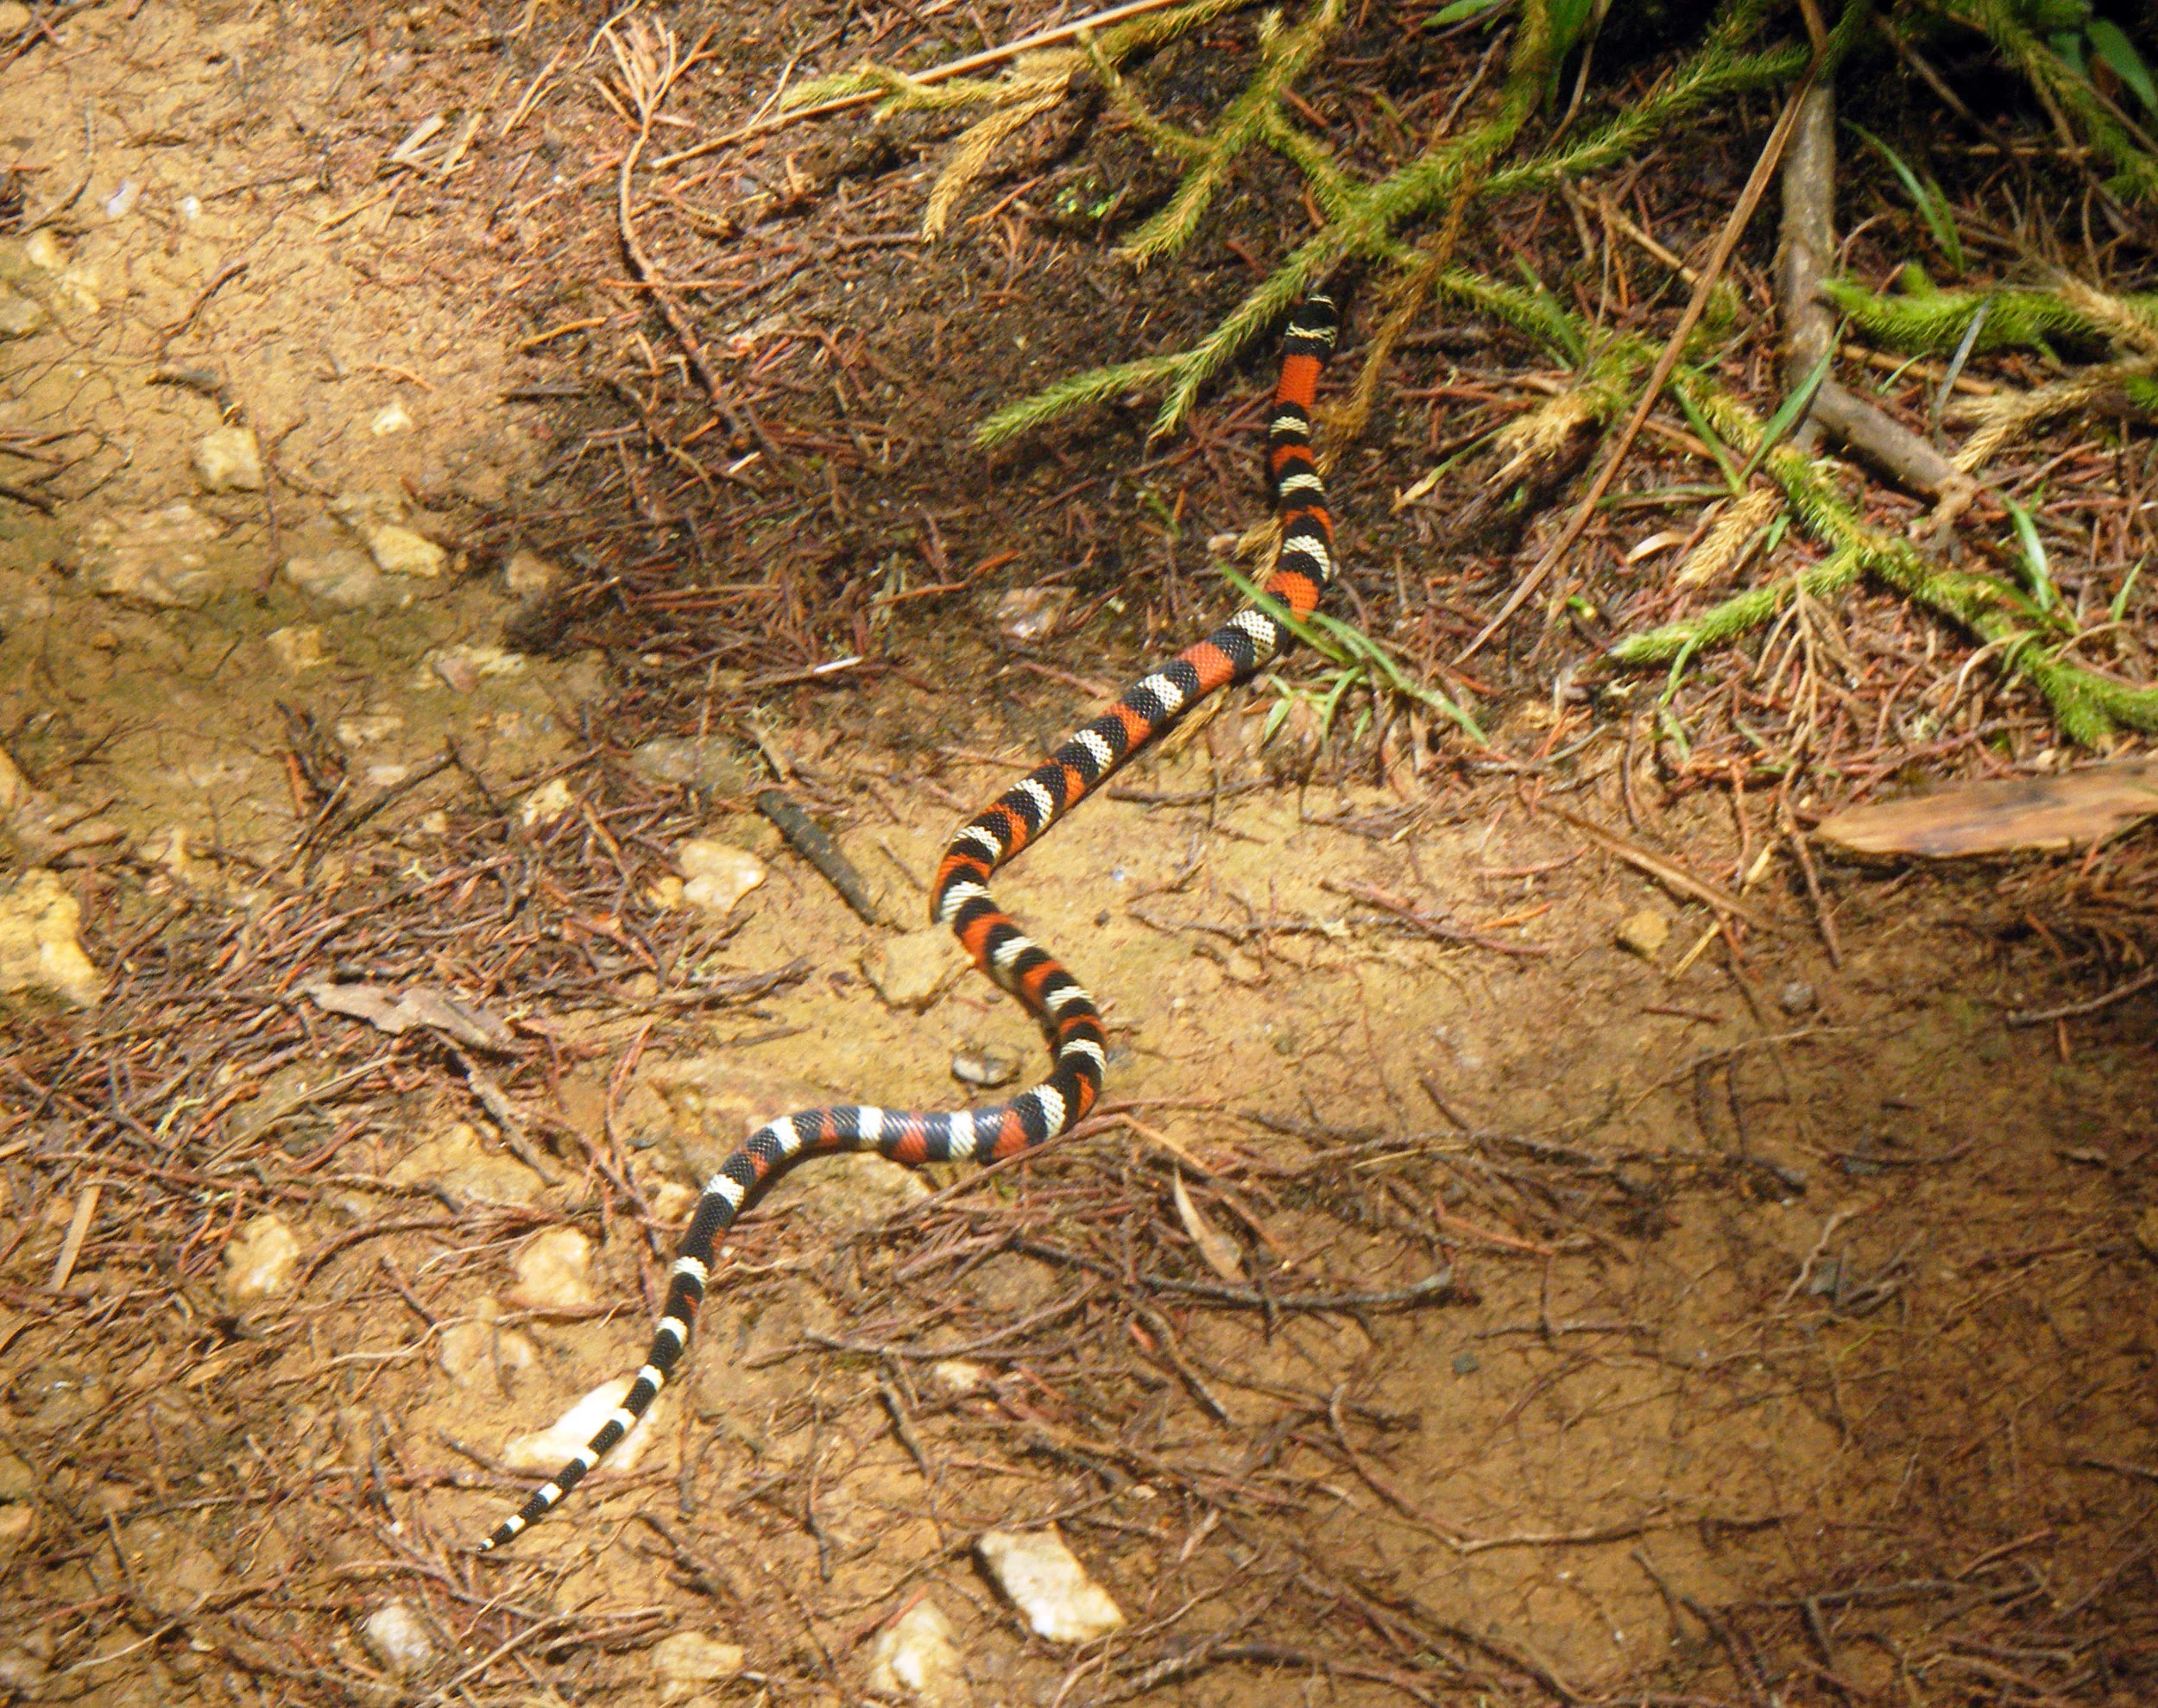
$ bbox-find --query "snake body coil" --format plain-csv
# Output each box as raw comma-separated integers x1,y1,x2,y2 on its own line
480,296,1341,1550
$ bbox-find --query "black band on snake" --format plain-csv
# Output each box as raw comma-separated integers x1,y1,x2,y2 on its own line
478,295,1342,1551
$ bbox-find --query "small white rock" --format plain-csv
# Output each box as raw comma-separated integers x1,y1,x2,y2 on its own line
103,180,140,220
283,547,386,608
0,870,104,1008
359,1602,436,1677
0,288,46,340
1615,908,1670,960
678,841,767,917
369,400,415,436
502,1376,665,1474
266,626,327,673
192,425,263,492
508,1226,595,1311
867,1600,969,1705
861,930,956,1011
502,549,559,596
975,1528,1125,1643
365,524,447,578
79,503,226,608
653,1630,745,1692
438,1295,539,1387
220,1214,300,1306
928,1359,992,1397
518,776,573,828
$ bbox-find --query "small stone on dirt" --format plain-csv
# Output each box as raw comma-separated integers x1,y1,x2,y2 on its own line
678,840,766,917
331,488,407,531
359,1603,436,1678
79,502,228,608
387,1122,545,1206
994,586,1072,645
1615,909,1670,960
629,735,754,794
267,625,328,673
0,2,28,33
862,929,958,1010
867,1600,968,1706
952,1046,1019,1087
507,1226,595,1312
220,1213,300,1306
928,1359,992,1396
192,425,264,492
369,400,415,436
518,776,573,828
976,1528,1126,1643
0,287,46,339
1778,980,1818,1015
284,546,388,608
0,869,104,1007
364,524,448,578
503,1375,666,1474
438,1294,538,1387
654,1631,746,1692
0,1644,48,1694
502,548,560,596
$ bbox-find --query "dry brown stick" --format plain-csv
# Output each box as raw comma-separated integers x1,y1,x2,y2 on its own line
2003,967,2158,1028
1456,43,1830,664
1776,75,1973,504
1547,806,1775,930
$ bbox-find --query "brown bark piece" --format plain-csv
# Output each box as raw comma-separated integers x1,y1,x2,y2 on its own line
1815,761,2158,857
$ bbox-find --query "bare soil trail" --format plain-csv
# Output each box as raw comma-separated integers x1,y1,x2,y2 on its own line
1,3,2152,1705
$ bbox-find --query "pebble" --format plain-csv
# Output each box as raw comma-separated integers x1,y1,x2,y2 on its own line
653,1631,746,1692
508,1226,595,1312
359,1602,436,1678
370,400,415,436
388,1122,545,1205
192,425,264,492
866,1600,968,1705
266,626,328,673
928,1359,992,1396
862,929,958,1010
0,287,46,339
0,869,104,1007
502,549,560,596
951,1046,1019,1088
678,840,767,917
994,586,1072,645
518,776,573,828
629,735,753,794
79,502,227,608
364,524,448,578
283,546,388,609
1778,980,1818,1015
976,1529,1125,1642
437,1295,538,1387
220,1214,300,1306
429,641,525,693
0,3,31,37
1615,908,1670,960
502,1375,665,1474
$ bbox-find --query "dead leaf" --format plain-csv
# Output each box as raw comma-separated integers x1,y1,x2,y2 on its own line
301,980,515,1052
1814,760,2158,858
1171,1171,1246,1283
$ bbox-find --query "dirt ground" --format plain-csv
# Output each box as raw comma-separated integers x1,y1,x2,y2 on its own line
2,1,2155,1705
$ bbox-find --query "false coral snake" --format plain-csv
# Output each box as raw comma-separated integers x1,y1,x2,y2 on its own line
480,295,1341,1550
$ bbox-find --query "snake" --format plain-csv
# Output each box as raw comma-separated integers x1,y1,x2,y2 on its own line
478,294,1341,1551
